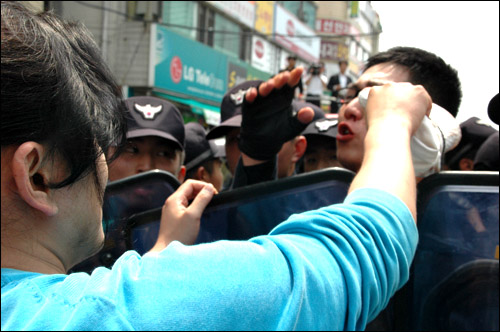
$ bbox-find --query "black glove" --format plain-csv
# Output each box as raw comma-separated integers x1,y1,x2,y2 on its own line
238,82,308,161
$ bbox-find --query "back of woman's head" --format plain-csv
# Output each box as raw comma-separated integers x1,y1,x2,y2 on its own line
1,1,127,188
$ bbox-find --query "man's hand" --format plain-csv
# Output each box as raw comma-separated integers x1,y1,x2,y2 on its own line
364,83,431,136
239,67,314,162
149,180,216,252
349,83,432,221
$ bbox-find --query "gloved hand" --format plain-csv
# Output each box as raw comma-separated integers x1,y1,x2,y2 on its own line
239,79,309,161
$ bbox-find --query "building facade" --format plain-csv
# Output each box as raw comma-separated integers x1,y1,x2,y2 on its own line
316,1,382,80
314,1,381,111
26,1,381,120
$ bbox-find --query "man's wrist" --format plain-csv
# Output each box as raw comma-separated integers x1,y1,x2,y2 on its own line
365,120,412,150
368,117,413,139
232,156,278,188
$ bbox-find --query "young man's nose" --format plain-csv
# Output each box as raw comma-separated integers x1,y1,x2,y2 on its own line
341,101,363,122
137,154,155,173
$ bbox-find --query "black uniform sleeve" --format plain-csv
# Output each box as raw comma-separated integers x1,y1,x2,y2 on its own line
231,156,278,189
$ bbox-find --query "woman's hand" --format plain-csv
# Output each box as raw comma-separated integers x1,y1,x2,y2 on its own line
149,180,217,252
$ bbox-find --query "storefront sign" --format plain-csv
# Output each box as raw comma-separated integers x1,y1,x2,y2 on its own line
251,36,277,74
208,1,256,29
316,19,350,35
320,41,349,61
228,57,270,87
155,25,227,102
254,1,274,34
227,61,248,90
273,5,320,63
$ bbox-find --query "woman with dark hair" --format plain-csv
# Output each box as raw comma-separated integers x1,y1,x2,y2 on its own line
1,4,127,190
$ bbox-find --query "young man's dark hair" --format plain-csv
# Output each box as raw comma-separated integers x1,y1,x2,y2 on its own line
365,47,462,117
1,1,127,192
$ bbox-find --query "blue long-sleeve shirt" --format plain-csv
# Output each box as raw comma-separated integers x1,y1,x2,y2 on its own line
1,188,418,330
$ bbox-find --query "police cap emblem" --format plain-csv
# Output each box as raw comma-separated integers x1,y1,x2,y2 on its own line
134,103,163,120
230,88,253,106
315,119,338,132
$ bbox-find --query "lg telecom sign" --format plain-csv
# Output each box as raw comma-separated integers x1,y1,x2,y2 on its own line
273,5,320,63
169,55,224,91
170,56,182,84
155,25,227,102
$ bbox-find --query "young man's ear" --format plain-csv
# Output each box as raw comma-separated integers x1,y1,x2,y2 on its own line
11,142,59,216
177,165,186,183
292,136,308,162
195,166,208,182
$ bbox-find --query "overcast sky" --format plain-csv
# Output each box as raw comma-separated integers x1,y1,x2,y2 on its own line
370,1,499,129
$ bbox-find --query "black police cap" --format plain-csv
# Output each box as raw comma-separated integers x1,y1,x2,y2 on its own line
184,122,225,172
124,96,185,151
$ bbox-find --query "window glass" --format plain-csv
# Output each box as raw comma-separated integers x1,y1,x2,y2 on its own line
213,13,240,58
162,1,197,40
196,4,214,46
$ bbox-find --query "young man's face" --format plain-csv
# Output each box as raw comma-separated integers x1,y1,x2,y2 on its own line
303,136,341,173
205,159,224,192
339,62,348,73
108,136,183,182
336,63,411,172
224,128,241,176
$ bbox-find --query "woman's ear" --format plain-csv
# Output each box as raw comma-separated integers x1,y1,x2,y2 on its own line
11,142,58,216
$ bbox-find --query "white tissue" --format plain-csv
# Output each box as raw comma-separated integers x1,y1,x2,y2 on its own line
358,88,461,177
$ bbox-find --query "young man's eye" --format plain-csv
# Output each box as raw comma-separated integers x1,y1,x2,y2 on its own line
125,144,138,154
158,150,175,158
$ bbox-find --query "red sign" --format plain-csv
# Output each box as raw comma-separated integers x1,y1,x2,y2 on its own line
316,19,350,35
170,56,182,84
286,20,295,37
254,40,264,59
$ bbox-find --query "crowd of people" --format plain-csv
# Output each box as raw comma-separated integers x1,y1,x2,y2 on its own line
1,1,498,330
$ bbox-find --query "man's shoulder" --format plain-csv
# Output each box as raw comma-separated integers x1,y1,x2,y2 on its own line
328,74,339,82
